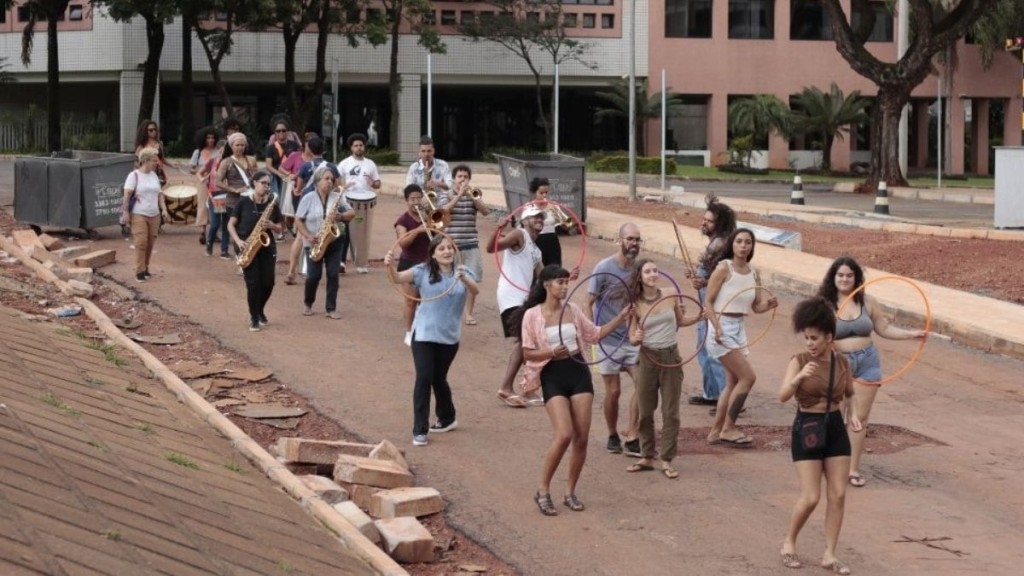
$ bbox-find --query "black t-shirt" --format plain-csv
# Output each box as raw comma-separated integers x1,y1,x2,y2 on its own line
235,195,283,244
265,140,300,169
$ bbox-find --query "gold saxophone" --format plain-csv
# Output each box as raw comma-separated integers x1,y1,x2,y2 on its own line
309,193,341,262
236,194,277,269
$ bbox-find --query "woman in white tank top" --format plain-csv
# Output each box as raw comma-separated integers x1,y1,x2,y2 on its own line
704,229,778,446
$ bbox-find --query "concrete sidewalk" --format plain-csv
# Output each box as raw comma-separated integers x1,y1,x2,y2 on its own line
380,170,1024,361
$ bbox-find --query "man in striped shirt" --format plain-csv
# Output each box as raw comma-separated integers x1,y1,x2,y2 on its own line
439,164,490,326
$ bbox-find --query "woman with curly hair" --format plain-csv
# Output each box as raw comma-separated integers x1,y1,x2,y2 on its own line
512,265,631,516
134,119,168,186
779,296,861,575
818,256,927,488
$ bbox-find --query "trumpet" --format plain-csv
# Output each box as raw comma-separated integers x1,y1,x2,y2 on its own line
422,190,450,230
547,202,576,232
469,187,483,200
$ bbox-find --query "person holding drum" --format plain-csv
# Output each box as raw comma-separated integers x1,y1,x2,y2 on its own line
384,235,479,447
215,132,259,260
122,147,170,282
190,126,221,245
818,256,927,488
626,258,699,479
512,264,632,515
338,132,381,273
295,162,355,319
704,228,778,446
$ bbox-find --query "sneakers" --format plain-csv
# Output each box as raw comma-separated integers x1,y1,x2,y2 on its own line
430,420,458,433
249,320,261,332
220,252,231,260
205,247,213,257
623,439,642,458
607,434,622,454
135,272,147,283
339,263,346,274
412,434,429,446
258,314,268,326
143,271,152,280
688,395,718,406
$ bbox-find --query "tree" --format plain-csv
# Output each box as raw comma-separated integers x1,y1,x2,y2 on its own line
728,94,792,146
93,1,179,126
0,57,14,85
5,0,70,152
791,82,870,171
461,1,593,150
970,0,1024,67
371,0,445,148
821,0,996,190
593,77,688,156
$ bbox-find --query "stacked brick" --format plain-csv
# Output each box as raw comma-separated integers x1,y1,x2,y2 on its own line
274,438,444,564
3,228,114,298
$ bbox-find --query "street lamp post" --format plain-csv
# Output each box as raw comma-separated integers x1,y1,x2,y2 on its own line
627,0,637,201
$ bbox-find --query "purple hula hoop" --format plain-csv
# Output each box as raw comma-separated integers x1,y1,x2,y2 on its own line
593,269,684,366
557,272,632,366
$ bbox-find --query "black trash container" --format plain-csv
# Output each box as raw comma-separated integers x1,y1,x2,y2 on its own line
494,153,587,222
14,150,135,232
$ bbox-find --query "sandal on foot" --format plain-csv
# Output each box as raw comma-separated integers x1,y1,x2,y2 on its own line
497,391,527,408
626,462,654,473
848,472,867,487
465,316,478,326
302,307,314,316
719,434,753,447
661,465,680,479
563,494,585,511
781,552,802,569
285,275,298,285
822,560,851,575
534,491,557,516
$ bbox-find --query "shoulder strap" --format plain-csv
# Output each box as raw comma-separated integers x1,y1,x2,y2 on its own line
234,160,251,187
825,351,835,415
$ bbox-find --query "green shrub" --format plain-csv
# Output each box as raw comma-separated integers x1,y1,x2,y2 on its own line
366,147,400,165
590,155,676,174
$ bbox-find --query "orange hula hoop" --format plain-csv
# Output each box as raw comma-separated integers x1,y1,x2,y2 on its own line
713,284,777,351
385,227,463,303
836,275,931,387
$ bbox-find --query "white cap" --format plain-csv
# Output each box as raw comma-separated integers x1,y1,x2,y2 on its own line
521,204,545,220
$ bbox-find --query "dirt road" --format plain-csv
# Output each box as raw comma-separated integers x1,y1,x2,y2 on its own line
31,194,1024,576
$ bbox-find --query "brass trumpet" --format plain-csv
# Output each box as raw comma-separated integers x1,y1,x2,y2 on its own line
548,202,576,232
469,187,483,200
422,190,449,230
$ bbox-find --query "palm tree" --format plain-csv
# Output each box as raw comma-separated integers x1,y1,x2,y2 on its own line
593,77,688,156
791,83,869,171
728,94,792,149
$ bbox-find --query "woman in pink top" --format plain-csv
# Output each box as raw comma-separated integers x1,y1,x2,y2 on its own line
704,228,777,446
512,265,631,516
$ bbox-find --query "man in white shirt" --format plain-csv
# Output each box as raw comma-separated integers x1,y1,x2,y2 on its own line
405,135,451,193
338,133,381,273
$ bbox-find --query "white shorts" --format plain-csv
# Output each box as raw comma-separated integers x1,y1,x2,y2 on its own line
459,246,483,283
706,316,749,359
596,342,639,375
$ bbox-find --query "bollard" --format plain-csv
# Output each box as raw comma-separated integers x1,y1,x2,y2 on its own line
874,181,890,215
790,172,804,205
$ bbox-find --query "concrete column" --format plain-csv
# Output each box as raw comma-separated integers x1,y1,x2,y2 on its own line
708,93,728,166
399,74,422,164
768,132,789,169
915,100,931,169
972,99,990,175
1005,97,1023,146
949,95,965,175
118,70,160,153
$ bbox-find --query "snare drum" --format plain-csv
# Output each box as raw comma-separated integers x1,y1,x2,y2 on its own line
163,185,198,224
280,179,296,217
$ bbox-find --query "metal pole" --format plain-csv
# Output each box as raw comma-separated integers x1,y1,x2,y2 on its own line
897,0,909,176
427,54,433,137
331,58,338,163
554,63,560,154
627,0,637,201
937,74,943,188
660,68,666,191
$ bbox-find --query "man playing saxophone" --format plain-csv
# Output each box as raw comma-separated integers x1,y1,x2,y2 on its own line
228,170,284,332
295,162,355,319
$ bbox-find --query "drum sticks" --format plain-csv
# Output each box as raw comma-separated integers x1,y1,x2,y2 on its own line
671,218,697,278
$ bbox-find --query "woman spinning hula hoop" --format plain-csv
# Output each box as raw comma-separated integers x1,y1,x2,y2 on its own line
704,228,778,446
385,235,479,447
512,265,632,516
818,257,928,488
625,259,701,479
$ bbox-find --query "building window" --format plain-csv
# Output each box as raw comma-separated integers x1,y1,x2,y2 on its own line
601,14,614,28
366,8,383,24
851,1,893,42
665,0,712,39
423,10,436,26
441,10,456,25
68,4,84,21
460,10,475,25
564,13,578,27
582,13,596,29
527,11,540,23
728,0,774,40
790,0,831,40
346,8,361,24
669,96,710,151
596,0,614,5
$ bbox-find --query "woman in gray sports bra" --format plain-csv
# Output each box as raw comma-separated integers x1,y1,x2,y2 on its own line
818,257,928,488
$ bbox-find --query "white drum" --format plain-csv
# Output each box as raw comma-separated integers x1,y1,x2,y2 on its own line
280,178,296,217
163,185,198,223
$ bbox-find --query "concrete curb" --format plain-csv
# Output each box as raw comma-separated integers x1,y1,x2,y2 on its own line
832,182,994,205
0,235,407,576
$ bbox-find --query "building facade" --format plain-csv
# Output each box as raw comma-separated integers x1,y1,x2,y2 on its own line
0,1,1018,174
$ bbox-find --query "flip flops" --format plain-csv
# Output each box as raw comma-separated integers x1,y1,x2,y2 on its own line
719,434,754,447
781,553,802,569
848,472,867,487
465,316,478,326
626,462,654,473
497,391,527,408
522,395,545,407
822,560,851,575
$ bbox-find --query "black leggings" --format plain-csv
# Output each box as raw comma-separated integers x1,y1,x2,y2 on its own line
535,232,561,267
410,339,459,436
242,245,275,322
791,410,851,462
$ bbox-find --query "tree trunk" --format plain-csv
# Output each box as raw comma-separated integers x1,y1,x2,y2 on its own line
865,87,910,191
283,26,300,132
211,65,233,119
139,19,165,127
46,17,61,152
388,5,402,148
179,19,194,144
821,131,833,171
297,22,330,139
532,73,550,150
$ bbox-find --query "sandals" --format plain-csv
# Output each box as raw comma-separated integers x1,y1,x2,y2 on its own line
534,491,557,516
822,560,851,575
497,391,527,408
781,552,802,569
563,494,585,512
284,274,298,285
465,316,478,326
661,465,680,480
626,462,654,473
848,472,867,487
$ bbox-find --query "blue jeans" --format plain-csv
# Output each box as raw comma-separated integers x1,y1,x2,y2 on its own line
697,286,726,399
206,201,233,256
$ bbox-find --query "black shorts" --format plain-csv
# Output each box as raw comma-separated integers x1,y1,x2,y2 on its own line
500,306,520,339
791,410,851,462
540,356,594,402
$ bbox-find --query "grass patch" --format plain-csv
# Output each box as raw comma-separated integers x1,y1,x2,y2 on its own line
40,392,81,418
85,340,128,367
88,441,110,452
166,452,199,470
668,165,994,189
133,422,153,434
83,376,104,387
277,560,294,572
100,528,122,541
224,461,245,474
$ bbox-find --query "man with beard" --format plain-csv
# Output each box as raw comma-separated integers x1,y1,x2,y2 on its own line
587,222,644,455
688,194,736,407
338,133,381,273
